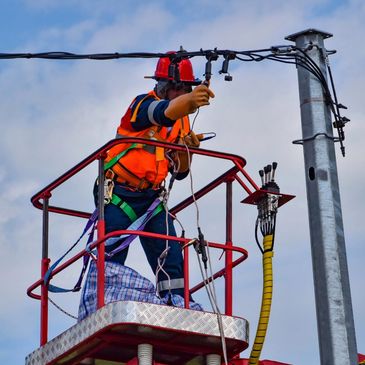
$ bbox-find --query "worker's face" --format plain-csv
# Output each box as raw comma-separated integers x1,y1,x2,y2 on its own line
166,83,192,100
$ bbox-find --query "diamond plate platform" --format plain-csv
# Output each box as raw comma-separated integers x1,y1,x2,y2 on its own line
26,301,249,365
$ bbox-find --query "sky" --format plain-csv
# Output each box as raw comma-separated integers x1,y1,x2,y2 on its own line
0,0,364,364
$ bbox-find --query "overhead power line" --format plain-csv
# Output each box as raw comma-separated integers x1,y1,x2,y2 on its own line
0,45,349,155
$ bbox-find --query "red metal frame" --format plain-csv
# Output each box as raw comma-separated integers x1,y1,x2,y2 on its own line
27,138,271,346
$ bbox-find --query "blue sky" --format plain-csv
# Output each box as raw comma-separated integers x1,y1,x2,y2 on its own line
0,1,364,364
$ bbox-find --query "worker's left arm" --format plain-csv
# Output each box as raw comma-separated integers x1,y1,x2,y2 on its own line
130,96,176,131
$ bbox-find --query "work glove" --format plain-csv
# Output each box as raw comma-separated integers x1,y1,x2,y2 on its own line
172,131,201,174
183,130,200,148
165,84,215,121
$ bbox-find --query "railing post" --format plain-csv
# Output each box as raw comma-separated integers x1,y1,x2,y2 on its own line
97,156,105,308
40,194,50,345
184,244,190,308
225,179,233,315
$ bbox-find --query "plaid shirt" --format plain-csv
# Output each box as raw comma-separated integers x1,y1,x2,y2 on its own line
78,260,203,320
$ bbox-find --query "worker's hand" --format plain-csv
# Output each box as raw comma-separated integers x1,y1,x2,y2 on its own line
183,131,200,148
190,84,215,110
165,84,215,120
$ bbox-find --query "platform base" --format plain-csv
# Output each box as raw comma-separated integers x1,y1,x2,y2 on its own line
26,301,249,365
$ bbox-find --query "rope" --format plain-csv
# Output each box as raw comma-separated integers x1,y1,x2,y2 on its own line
48,296,78,320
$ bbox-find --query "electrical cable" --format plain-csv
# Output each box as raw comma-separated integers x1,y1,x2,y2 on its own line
182,135,229,365
195,250,228,365
1,46,348,156
155,185,173,300
206,242,229,365
255,217,264,254
154,154,176,300
293,47,347,155
155,147,190,301
184,140,201,229
249,165,280,364
326,55,347,156
248,234,274,365
0,47,339,99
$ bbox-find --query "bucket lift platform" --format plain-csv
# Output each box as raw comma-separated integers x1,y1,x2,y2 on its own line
26,139,287,364
26,301,249,365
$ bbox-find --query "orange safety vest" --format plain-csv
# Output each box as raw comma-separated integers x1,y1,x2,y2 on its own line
105,91,191,188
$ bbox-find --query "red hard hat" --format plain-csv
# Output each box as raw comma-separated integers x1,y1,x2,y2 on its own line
148,51,201,85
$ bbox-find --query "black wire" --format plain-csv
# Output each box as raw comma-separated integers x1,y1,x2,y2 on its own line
295,53,328,85
235,55,256,62
297,48,344,129
268,214,277,252
0,46,346,153
0,49,273,61
327,62,346,155
294,48,327,81
294,50,339,112
0,47,336,93
255,217,264,254
293,48,346,144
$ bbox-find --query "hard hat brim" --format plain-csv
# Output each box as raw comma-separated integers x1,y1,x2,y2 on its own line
144,76,202,86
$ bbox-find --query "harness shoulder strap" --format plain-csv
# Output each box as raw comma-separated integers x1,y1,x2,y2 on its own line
104,142,138,171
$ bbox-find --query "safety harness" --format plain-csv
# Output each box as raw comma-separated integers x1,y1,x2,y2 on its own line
44,161,167,294
44,190,165,293
44,91,187,293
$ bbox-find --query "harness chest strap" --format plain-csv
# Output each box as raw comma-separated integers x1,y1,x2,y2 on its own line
104,142,138,171
104,143,155,190
105,127,170,189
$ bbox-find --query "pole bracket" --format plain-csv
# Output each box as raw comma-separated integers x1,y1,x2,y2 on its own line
292,132,340,145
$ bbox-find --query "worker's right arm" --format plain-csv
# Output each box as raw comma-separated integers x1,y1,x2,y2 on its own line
130,84,214,131
130,95,174,131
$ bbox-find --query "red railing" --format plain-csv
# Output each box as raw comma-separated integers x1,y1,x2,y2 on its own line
27,138,260,345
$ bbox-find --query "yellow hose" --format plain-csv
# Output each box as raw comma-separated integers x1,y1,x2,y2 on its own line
248,234,274,365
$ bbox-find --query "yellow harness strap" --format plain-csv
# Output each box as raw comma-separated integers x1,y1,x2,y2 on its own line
130,94,151,123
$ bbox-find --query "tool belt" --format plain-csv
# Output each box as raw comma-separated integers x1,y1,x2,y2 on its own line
107,165,161,191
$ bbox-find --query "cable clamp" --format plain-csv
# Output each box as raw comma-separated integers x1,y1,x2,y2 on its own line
292,132,340,145
270,45,294,54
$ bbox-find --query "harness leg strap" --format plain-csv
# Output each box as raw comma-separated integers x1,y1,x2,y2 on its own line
110,194,138,222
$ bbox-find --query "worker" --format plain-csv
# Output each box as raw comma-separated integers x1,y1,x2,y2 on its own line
78,53,214,320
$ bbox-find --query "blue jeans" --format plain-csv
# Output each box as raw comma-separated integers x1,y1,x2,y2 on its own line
97,183,184,297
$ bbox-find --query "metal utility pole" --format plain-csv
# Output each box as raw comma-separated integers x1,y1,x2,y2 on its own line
286,29,357,365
